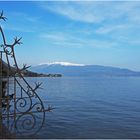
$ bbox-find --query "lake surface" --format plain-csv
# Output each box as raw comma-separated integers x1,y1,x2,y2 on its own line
17,76,140,138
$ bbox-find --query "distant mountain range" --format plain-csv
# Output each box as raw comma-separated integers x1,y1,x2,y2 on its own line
30,62,140,77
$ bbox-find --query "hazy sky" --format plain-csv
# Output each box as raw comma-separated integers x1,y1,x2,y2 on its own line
0,1,140,70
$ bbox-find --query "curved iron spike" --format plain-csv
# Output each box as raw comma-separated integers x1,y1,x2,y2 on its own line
0,10,7,21
13,37,22,46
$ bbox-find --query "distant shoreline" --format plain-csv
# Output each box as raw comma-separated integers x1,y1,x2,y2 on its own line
23,73,62,77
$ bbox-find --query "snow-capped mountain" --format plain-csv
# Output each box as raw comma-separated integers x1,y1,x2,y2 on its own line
30,62,140,77
38,62,85,66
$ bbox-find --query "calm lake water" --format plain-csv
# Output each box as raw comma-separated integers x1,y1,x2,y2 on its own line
17,76,140,139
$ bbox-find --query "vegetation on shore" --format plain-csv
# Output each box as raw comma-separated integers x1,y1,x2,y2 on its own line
0,59,62,77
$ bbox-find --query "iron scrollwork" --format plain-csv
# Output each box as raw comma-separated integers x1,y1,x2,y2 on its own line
0,11,53,138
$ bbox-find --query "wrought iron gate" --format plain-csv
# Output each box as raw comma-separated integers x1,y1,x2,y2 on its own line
0,11,52,138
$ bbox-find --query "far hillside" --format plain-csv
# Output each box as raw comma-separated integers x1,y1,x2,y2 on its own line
30,62,140,77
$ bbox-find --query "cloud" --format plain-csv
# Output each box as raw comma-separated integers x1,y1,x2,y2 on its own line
96,24,129,34
40,32,85,48
5,12,40,33
38,1,140,49
8,12,40,23
39,1,140,24
40,31,119,48
40,1,104,23
40,32,68,42
4,25,35,33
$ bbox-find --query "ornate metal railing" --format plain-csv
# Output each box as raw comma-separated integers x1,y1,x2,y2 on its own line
0,11,53,138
